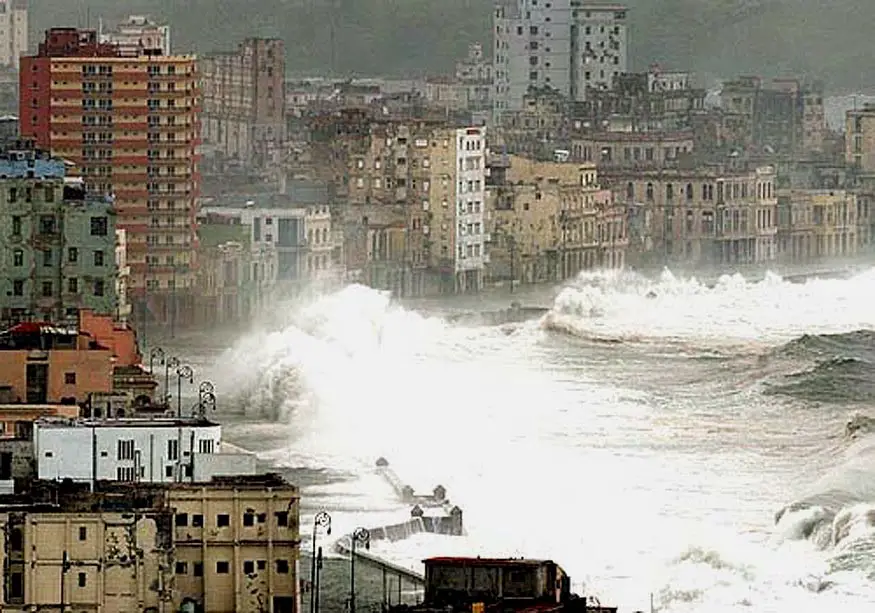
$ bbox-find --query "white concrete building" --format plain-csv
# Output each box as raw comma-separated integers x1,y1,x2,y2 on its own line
34,418,256,485
114,228,132,323
454,127,488,292
99,15,171,57
0,0,27,69
493,0,629,112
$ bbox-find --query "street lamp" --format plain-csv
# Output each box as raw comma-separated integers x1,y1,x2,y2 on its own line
175,365,193,418
149,347,165,375
349,527,370,613
309,512,332,613
195,391,216,418
165,356,180,406
198,381,215,403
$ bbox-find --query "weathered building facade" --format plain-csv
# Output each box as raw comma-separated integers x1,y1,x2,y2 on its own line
200,38,285,169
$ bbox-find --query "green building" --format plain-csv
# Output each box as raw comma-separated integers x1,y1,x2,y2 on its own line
0,145,117,323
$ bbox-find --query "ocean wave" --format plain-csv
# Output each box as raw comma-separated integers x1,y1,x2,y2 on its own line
775,420,875,580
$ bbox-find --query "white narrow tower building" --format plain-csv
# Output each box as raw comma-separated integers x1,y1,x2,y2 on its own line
0,0,27,69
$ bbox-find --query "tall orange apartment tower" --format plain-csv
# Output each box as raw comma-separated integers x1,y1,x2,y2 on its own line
19,28,200,329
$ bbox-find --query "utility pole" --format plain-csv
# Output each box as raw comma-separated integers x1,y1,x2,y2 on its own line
170,267,177,339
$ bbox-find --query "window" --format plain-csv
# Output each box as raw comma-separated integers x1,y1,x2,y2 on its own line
12,280,23,296
192,514,203,527
79,526,87,540
217,514,230,527
10,572,22,598
93,250,105,266
94,280,105,297
175,513,188,527
257,513,267,524
42,249,52,267
276,560,290,574
216,561,230,574
198,439,214,454
243,513,255,527
39,215,56,234
68,247,78,263
116,466,135,481
65,372,76,385
243,560,255,575
193,562,203,577
10,528,22,551
91,217,108,236
11,216,21,236
41,281,52,297
68,278,78,294
118,439,135,460
45,186,55,202
78,573,86,588
12,249,22,266
275,511,289,526
175,562,188,574
167,439,178,461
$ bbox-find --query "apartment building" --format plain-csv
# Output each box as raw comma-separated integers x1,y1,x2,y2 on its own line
99,14,171,57
493,0,629,113
19,28,201,329
0,0,26,69
487,154,623,284
200,38,285,168
721,76,826,157
0,147,117,322
0,474,300,613
339,121,489,294
571,130,695,169
617,165,779,268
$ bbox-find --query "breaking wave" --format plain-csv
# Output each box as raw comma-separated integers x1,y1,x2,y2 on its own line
775,419,875,582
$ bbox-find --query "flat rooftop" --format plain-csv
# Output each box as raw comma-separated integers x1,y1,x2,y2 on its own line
35,417,220,428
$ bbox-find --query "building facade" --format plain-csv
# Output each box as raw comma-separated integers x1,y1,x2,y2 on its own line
200,38,285,168
99,14,171,57
0,0,26,69
0,149,117,322
0,474,300,613
616,165,779,269
487,154,623,284
19,28,201,329
32,417,258,484
493,1,629,113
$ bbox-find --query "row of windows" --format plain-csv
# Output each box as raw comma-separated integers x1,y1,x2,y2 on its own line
175,510,291,528
10,247,106,267
176,559,291,576
7,214,108,237
9,278,106,298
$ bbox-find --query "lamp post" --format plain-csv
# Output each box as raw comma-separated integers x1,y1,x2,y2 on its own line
196,392,216,418
175,365,193,418
309,512,331,613
165,356,180,406
349,527,370,613
149,347,165,375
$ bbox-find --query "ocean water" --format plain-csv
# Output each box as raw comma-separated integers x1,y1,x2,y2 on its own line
179,268,875,613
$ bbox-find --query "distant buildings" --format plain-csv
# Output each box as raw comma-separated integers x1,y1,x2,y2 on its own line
98,14,171,56
200,38,286,169
493,1,629,113
0,0,26,69
0,145,118,323
19,28,201,329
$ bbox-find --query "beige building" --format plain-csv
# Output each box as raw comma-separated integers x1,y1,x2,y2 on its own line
200,38,285,168
617,165,778,268
487,155,625,285
0,475,300,613
336,118,488,295
304,204,336,283
846,104,875,183
0,0,26,69
571,130,694,169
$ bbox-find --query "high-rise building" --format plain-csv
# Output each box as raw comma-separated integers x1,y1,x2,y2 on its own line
493,0,628,113
19,28,201,328
0,0,27,69
0,144,117,323
200,38,285,169
99,14,171,57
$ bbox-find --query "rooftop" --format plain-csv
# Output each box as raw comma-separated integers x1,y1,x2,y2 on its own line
424,557,557,568
35,416,220,429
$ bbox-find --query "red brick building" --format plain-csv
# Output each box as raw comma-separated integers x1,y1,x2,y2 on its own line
19,28,201,328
